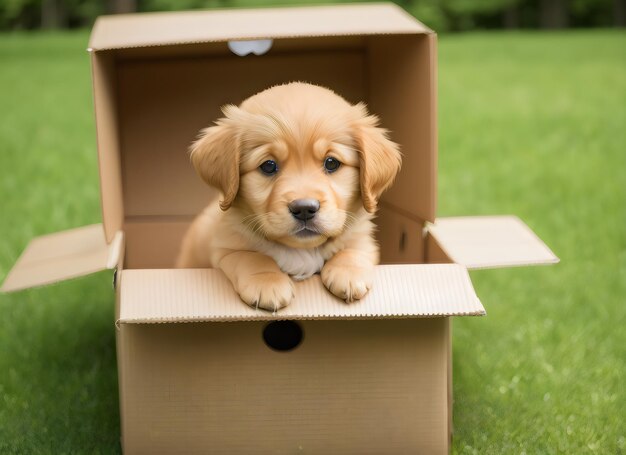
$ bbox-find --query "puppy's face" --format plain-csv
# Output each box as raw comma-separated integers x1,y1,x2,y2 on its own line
191,83,401,249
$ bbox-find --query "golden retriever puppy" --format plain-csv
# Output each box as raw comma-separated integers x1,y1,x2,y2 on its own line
177,82,401,311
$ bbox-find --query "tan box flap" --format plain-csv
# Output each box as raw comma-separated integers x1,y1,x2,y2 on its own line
428,216,559,270
89,4,431,51
1,224,123,293
118,264,484,323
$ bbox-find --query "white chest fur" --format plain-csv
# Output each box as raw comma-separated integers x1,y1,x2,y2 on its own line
256,241,330,281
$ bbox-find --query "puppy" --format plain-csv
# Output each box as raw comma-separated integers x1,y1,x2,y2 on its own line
176,82,401,311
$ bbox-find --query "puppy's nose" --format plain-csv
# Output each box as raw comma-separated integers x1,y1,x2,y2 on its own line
288,199,320,221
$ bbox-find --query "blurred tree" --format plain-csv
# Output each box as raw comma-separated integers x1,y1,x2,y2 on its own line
539,0,568,28
445,0,518,29
570,0,622,26
141,0,233,12
615,0,625,26
40,0,104,28
0,0,39,29
405,0,451,31
109,0,137,14
503,1,522,28
41,0,66,28
613,0,626,27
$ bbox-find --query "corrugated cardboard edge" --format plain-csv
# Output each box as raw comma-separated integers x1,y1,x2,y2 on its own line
118,312,485,325
88,4,433,51
117,264,486,325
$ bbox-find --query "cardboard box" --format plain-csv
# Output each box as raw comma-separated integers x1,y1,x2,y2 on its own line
1,4,558,454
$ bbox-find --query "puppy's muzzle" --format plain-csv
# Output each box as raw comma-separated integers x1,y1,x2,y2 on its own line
288,199,320,221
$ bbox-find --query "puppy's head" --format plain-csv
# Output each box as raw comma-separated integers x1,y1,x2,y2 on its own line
190,82,401,248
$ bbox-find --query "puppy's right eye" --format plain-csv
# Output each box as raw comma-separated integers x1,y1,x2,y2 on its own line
259,160,278,175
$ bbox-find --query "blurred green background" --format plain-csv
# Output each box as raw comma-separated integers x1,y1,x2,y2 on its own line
0,1,625,454
2,0,625,32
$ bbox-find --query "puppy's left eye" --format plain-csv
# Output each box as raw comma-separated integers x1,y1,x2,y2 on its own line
324,157,341,173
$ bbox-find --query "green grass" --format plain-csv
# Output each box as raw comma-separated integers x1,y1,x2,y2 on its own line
0,30,624,454
438,31,626,454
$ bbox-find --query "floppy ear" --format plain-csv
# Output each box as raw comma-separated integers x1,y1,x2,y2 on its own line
352,104,402,213
190,106,241,211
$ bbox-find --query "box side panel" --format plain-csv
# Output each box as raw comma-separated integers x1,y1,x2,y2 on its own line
114,252,126,452
92,52,124,243
116,317,127,452
123,219,191,269
118,319,448,454
425,232,453,444
116,48,367,218
425,230,453,264
110,230,127,450
377,204,424,264
369,34,436,223
445,317,453,447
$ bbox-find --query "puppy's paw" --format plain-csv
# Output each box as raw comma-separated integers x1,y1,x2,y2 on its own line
237,272,295,311
321,263,373,303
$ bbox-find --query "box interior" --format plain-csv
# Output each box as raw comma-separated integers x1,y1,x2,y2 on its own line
93,34,435,269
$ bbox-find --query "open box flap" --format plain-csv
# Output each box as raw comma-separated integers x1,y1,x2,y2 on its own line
118,264,485,324
427,216,559,270
88,4,431,51
1,224,123,293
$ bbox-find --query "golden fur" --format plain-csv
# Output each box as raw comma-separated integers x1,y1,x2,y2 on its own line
177,82,401,310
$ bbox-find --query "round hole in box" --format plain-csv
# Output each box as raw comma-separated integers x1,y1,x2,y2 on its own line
263,320,303,352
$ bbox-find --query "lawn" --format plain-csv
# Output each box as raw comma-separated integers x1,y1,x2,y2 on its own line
0,30,624,454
